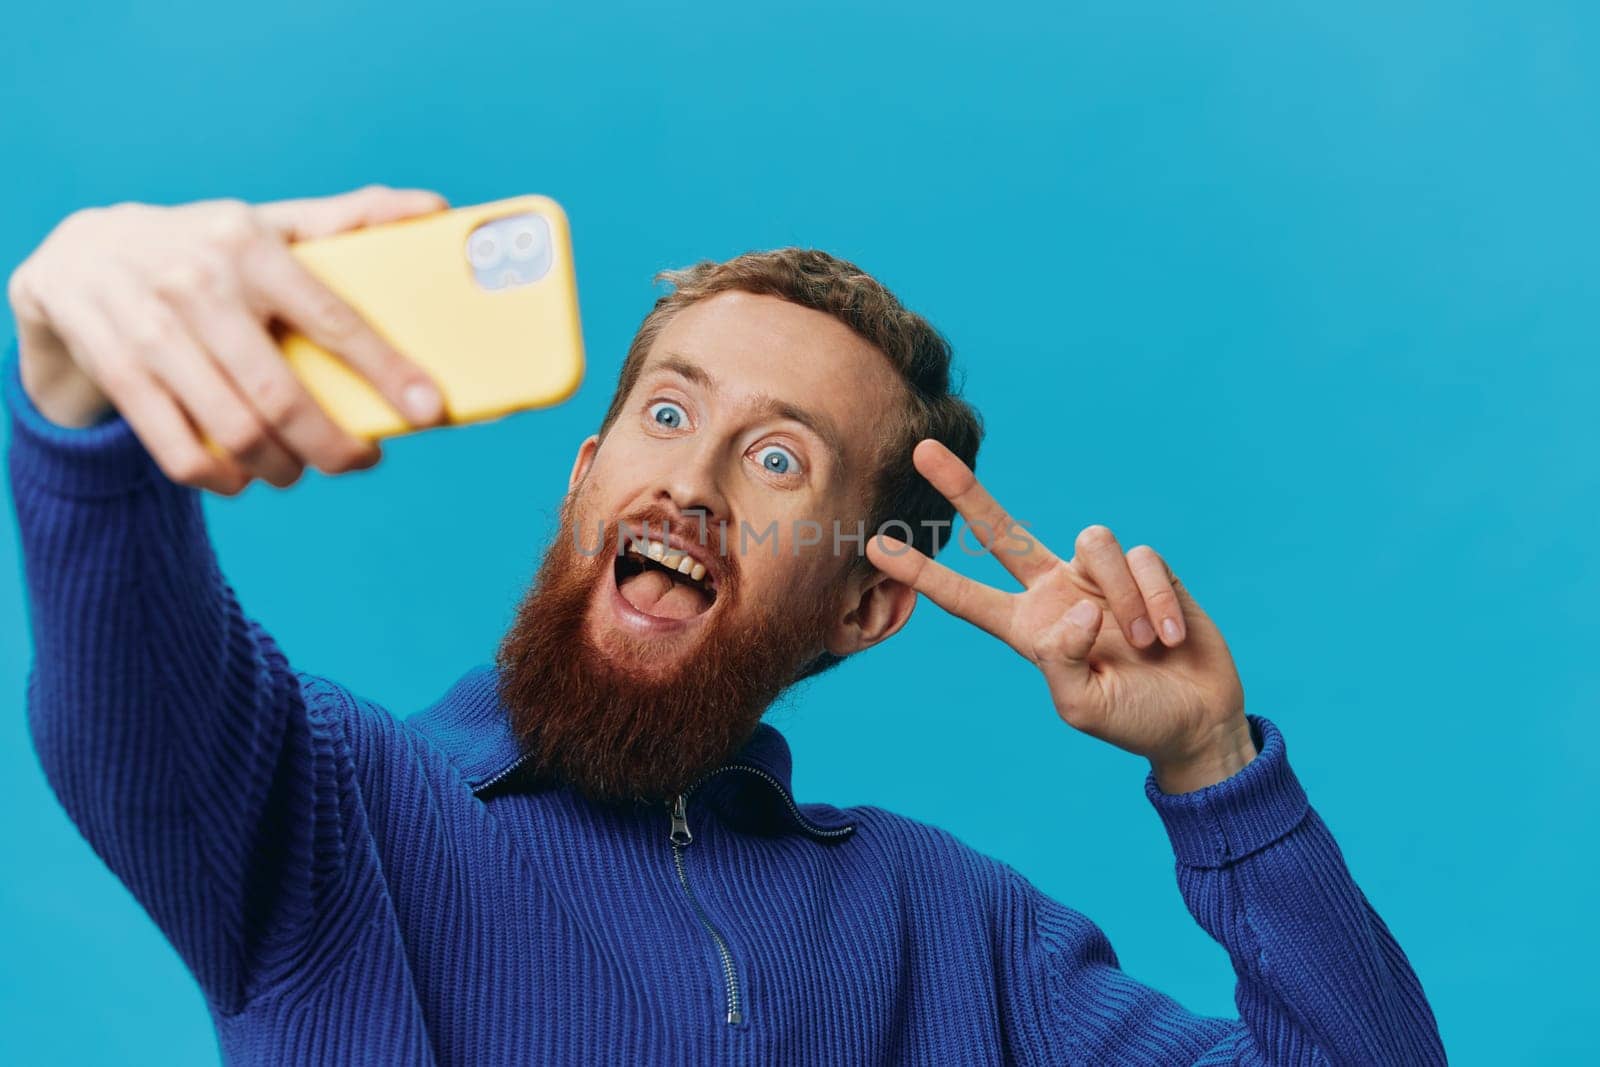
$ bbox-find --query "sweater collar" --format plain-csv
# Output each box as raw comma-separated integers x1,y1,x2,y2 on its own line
407,664,855,842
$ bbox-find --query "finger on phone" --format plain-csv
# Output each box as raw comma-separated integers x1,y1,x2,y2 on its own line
256,185,448,242
102,280,305,487
243,241,446,427
174,289,381,474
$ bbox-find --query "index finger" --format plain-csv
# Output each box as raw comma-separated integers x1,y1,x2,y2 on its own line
242,240,446,427
255,185,449,242
911,438,1060,587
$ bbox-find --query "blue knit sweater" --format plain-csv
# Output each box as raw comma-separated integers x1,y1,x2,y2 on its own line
4,346,1443,1065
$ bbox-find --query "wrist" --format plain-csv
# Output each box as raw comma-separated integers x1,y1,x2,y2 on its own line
19,335,113,429
1145,716,1309,868
1150,716,1257,794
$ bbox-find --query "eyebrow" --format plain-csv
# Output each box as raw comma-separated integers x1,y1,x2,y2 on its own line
648,353,848,473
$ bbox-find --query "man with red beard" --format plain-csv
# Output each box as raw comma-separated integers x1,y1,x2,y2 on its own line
7,186,1443,1064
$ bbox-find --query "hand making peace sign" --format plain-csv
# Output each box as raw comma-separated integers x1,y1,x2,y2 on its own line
866,440,1256,793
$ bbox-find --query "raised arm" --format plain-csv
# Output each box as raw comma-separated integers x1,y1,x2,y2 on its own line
989,718,1443,1064
868,438,1444,1062
4,187,449,1012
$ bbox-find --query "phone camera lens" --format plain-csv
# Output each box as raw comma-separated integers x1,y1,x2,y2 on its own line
507,225,541,261
468,232,501,269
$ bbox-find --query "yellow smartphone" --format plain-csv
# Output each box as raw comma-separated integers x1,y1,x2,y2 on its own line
277,194,584,440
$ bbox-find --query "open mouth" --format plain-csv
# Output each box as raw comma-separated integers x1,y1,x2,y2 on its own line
612,537,719,621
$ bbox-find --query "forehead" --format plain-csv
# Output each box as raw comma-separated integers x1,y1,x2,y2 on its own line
640,290,904,470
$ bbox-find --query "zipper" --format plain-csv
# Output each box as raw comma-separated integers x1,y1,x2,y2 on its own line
669,791,744,1025
476,750,854,1026
664,762,857,1027
713,763,855,840
475,754,855,843
472,750,534,795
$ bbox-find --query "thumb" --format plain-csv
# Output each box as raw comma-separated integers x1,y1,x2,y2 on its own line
255,184,448,242
1048,597,1102,662
1036,595,1100,670
1037,598,1103,727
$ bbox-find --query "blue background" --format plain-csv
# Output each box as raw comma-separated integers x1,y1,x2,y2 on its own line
2,2,1594,1062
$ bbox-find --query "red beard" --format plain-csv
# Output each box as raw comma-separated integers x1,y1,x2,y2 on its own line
493,492,839,807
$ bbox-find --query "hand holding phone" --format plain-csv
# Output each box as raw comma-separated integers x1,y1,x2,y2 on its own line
9,185,583,495
279,192,583,441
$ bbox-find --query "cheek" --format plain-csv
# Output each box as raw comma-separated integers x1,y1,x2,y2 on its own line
728,496,833,560
758,497,861,572
563,477,604,533
731,537,837,602
568,453,636,519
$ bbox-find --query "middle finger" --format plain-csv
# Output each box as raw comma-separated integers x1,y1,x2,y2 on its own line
910,438,1060,587
103,276,304,487
170,276,380,474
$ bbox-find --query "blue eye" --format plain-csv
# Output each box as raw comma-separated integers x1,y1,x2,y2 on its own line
755,445,797,476
649,401,686,429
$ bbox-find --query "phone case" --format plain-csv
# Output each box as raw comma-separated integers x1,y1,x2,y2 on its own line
278,194,584,440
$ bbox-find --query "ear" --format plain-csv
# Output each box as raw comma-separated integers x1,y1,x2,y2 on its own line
567,434,600,494
824,566,918,658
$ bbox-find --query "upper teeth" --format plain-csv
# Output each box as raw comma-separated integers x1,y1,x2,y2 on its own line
630,539,708,583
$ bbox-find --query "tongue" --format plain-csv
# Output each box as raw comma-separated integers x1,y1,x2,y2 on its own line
619,568,710,620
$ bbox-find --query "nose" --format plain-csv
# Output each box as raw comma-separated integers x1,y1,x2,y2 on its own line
654,441,730,547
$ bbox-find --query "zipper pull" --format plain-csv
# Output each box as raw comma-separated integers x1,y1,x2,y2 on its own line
669,793,693,846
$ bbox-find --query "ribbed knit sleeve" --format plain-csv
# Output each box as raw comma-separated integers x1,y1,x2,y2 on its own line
995,716,1445,1065
4,342,370,1016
